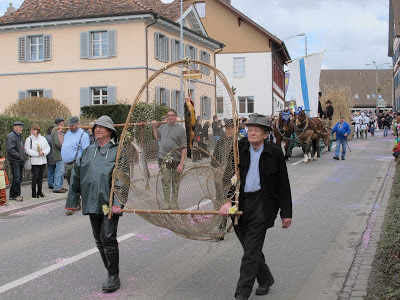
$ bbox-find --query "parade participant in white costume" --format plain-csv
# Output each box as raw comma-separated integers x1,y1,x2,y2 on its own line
361,113,369,139
353,113,361,139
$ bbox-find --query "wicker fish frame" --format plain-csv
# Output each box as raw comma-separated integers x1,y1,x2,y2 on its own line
109,59,241,241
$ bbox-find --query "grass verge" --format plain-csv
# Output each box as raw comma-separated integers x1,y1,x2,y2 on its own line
365,164,400,300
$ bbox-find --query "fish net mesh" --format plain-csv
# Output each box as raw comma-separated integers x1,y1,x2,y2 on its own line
112,60,239,240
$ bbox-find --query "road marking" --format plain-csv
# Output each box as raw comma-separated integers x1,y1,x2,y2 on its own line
0,232,137,295
0,199,214,295
291,144,337,166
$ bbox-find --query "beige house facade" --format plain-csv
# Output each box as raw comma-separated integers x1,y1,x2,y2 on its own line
0,0,223,116
189,0,290,116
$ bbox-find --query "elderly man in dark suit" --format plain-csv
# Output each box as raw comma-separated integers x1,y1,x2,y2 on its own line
220,113,293,300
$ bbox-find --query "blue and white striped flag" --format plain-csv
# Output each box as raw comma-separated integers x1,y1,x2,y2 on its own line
287,51,325,117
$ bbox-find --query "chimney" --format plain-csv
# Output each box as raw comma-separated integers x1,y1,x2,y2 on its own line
4,3,16,16
221,0,232,5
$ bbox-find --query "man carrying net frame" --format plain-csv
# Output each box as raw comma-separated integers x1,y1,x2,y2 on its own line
220,113,293,300
152,108,186,209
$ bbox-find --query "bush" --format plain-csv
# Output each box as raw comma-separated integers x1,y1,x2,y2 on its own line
81,103,169,137
3,97,71,121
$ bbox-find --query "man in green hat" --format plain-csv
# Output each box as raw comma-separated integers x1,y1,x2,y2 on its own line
65,115,122,293
219,113,292,300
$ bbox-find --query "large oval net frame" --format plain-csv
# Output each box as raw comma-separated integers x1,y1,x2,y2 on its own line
108,59,242,241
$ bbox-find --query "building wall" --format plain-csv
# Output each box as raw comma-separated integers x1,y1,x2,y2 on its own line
199,0,271,53
0,19,217,115
216,52,272,117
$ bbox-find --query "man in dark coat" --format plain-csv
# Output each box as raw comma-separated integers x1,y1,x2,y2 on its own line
318,92,323,118
65,115,122,293
220,113,292,300
322,100,334,120
6,121,26,201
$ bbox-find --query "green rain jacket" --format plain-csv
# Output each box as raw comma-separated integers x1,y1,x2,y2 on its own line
65,140,122,215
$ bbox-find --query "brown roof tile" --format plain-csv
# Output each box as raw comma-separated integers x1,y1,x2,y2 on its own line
0,0,188,25
320,69,393,108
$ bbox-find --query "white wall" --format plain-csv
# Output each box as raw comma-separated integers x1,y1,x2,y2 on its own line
216,52,272,117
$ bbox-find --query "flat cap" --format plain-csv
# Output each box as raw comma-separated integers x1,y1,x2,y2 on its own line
68,116,80,126
13,121,24,126
54,118,64,125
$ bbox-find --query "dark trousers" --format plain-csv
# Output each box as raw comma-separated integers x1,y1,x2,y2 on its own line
9,162,23,198
89,214,120,276
234,191,274,297
31,164,46,195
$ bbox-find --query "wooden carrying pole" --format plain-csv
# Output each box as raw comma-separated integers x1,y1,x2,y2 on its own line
61,120,185,130
121,209,243,216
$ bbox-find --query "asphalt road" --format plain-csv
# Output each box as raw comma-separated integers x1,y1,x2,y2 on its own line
0,132,394,300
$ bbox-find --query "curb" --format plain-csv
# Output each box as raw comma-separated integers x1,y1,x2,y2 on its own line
0,195,66,217
339,159,395,299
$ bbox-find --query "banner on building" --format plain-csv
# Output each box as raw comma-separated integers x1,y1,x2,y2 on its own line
287,51,325,117
284,72,290,95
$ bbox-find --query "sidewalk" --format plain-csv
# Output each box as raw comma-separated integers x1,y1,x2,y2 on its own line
0,179,69,216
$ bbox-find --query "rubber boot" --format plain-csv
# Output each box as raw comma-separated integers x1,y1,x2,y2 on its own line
102,251,120,293
37,182,45,197
31,185,37,199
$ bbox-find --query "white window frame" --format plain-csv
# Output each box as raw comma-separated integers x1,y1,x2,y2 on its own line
91,87,108,105
171,39,183,62
239,96,254,114
29,90,44,98
186,44,198,70
91,31,108,58
233,57,246,78
29,36,44,62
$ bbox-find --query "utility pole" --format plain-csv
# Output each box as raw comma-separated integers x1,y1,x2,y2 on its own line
366,62,391,113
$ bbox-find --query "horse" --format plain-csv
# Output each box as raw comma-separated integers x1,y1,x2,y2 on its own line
321,119,332,151
273,111,294,160
293,107,324,163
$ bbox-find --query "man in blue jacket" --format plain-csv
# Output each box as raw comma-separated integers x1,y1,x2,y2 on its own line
332,116,351,160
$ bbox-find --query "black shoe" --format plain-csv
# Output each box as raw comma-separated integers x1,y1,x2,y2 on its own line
102,275,120,293
255,279,274,296
235,294,248,300
31,193,37,200
48,186,53,190
333,156,339,160
341,157,345,160
37,192,45,198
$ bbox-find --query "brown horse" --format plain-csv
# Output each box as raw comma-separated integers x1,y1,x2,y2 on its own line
293,108,323,163
273,111,294,160
321,119,332,151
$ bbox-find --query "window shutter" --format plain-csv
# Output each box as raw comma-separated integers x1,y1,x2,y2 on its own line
155,87,161,104
165,37,170,62
108,30,117,57
171,40,176,62
18,90,27,100
178,91,184,116
185,44,190,57
206,97,211,119
165,89,170,107
80,32,90,59
44,34,52,61
107,86,117,104
18,36,27,62
200,51,204,73
171,90,177,110
200,96,205,117
80,87,90,107
154,33,160,60
43,89,52,98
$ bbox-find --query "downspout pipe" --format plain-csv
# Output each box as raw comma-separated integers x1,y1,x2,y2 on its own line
145,14,158,102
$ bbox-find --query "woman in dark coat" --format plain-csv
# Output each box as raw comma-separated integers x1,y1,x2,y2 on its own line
45,126,56,189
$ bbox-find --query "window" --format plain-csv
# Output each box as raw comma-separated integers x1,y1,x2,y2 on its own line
195,2,206,18
155,33,169,62
91,31,108,58
156,87,170,106
171,39,184,62
92,87,108,105
217,97,224,114
233,57,245,78
18,34,51,63
29,90,44,98
29,36,44,61
239,96,254,114
185,44,198,70
199,50,210,74
80,30,116,59
171,90,184,115
200,96,211,119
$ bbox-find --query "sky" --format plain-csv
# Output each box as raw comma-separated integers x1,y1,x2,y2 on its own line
0,0,392,70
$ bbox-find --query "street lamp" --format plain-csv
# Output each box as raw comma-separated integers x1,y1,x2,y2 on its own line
283,33,307,56
365,62,391,113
